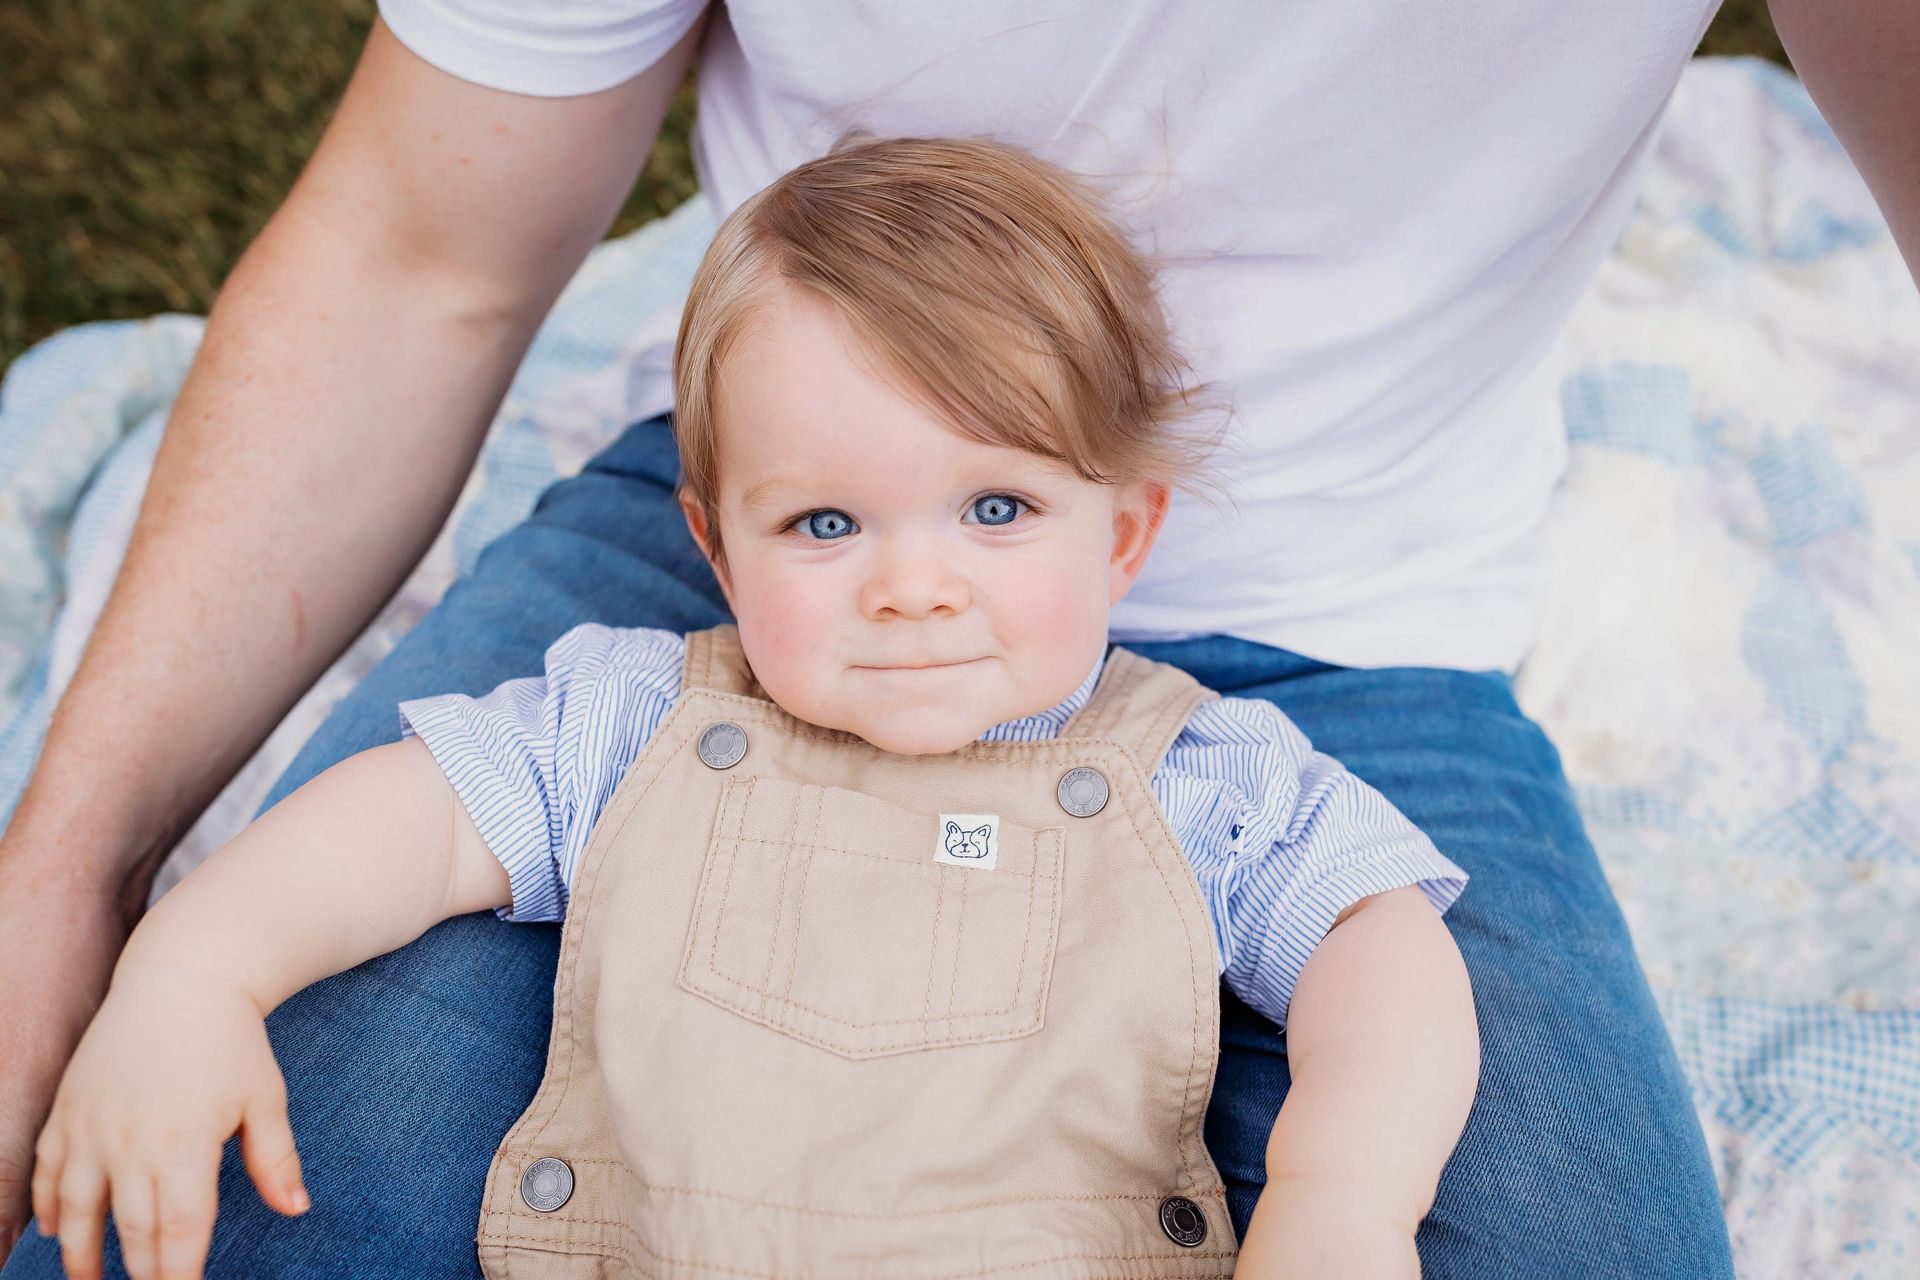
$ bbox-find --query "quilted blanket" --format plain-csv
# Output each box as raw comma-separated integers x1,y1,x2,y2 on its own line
1,57,1914,1277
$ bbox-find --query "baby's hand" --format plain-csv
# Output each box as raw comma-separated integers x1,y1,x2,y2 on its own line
30,967,307,1280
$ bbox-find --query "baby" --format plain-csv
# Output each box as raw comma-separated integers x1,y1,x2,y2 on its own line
31,137,1478,1279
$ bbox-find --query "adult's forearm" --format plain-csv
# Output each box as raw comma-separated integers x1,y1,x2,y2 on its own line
8,202,547,897
1772,0,1920,291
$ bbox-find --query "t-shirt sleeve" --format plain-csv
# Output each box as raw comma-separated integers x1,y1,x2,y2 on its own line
377,0,709,98
1159,697,1469,1029
398,622,686,922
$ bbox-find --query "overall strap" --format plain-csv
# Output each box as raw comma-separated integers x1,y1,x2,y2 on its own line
681,624,766,700
1061,646,1218,775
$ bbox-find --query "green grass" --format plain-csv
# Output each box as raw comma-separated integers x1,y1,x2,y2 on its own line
1,1,1787,375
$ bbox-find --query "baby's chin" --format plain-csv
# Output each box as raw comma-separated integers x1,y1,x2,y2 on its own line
786,701,994,756
847,714,991,757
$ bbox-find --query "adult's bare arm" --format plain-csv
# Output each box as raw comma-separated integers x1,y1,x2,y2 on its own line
0,11,705,1252
1771,0,1920,289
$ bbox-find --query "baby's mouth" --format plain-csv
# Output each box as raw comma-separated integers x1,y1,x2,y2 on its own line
856,658,983,671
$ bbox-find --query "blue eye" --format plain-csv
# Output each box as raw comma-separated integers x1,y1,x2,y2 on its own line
969,494,1025,527
798,510,857,540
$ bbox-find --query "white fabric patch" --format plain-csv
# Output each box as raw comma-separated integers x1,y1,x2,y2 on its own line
935,813,999,870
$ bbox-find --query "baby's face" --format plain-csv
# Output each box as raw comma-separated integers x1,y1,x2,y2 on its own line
680,283,1167,756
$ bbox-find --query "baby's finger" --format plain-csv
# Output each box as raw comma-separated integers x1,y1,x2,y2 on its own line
29,1122,67,1236
111,1169,158,1280
152,1149,218,1280
239,1089,308,1217
54,1156,108,1280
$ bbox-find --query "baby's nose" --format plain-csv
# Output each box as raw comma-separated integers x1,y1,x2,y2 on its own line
859,542,970,619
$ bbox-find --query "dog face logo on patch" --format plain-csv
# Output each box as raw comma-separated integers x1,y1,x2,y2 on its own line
944,823,991,859
935,813,999,870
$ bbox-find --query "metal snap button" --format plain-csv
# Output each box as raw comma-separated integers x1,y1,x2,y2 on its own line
520,1157,574,1213
1056,766,1109,817
697,721,748,769
1158,1195,1207,1247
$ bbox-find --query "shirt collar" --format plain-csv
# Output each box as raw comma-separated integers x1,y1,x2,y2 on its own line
977,644,1111,743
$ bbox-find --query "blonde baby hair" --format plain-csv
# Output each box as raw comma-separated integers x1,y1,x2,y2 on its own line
671,133,1227,570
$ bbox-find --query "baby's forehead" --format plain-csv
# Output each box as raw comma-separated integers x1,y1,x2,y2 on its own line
718,419,1092,507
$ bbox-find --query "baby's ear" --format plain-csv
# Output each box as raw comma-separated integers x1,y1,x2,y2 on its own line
676,488,733,601
676,487,713,553
1108,479,1170,605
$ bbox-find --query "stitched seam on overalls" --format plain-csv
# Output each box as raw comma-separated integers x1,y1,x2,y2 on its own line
757,778,805,994
944,868,970,1018
1076,671,1197,769
500,1242,1239,1280
481,1229,1237,1280
477,1235,627,1273
777,785,824,1001
1059,649,1140,743
715,836,1050,877
500,1166,1225,1215
1065,652,1212,765
921,840,949,1023
691,628,717,693
1140,690,1208,773
1020,827,1063,1021
703,773,757,986
486,1214,1239,1280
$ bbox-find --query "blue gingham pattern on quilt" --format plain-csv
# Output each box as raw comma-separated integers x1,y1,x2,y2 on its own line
1,57,1915,1277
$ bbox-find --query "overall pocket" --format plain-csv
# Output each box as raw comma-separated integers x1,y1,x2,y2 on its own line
678,773,1066,1059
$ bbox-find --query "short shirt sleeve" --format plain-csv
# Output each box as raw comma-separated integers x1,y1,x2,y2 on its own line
377,0,709,98
1154,697,1469,1029
399,623,686,922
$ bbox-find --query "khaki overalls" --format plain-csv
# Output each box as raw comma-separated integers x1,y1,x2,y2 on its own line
476,624,1238,1278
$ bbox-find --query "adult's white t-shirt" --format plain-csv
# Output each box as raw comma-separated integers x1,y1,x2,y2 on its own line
377,0,1720,673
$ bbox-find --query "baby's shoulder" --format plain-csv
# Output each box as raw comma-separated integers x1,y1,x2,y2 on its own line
547,621,687,667
1168,690,1311,757
1144,692,1316,811
540,622,690,701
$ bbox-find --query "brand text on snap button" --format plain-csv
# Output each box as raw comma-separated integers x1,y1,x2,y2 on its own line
698,722,748,769
521,1157,575,1213
1056,766,1109,817
1159,1195,1207,1247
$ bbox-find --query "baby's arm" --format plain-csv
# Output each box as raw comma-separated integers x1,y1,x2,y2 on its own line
30,736,506,1280
1233,886,1478,1278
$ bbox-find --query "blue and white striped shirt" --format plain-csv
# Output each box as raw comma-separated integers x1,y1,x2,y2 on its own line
400,623,1467,1027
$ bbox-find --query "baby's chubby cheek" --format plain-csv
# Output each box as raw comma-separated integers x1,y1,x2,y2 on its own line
729,580,845,713
1002,562,1107,654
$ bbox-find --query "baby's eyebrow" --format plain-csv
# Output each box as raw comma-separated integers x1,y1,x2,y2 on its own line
739,477,801,511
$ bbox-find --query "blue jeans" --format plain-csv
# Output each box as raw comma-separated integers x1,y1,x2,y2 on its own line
5,417,1733,1277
